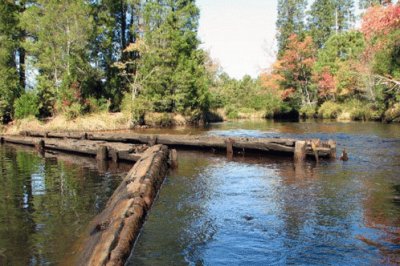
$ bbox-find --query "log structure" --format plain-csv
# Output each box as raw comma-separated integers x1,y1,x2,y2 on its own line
1,135,148,162
73,145,170,266
18,131,337,160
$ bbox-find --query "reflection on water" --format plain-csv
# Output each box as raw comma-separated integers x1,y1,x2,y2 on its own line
0,145,128,265
130,120,400,265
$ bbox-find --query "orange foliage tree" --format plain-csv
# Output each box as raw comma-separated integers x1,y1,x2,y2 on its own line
275,34,317,108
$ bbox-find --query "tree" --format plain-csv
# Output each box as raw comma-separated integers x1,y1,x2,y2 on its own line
276,34,317,108
0,1,22,122
307,0,355,48
138,0,209,114
276,0,308,56
359,0,392,9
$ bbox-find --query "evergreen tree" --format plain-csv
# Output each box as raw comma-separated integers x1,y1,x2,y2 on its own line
307,0,335,48
307,0,355,48
0,1,22,122
276,0,308,56
21,0,94,91
139,0,209,114
359,0,392,9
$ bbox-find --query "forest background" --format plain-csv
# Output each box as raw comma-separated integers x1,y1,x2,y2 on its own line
1,0,399,131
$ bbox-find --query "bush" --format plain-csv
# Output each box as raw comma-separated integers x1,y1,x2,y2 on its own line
318,101,342,119
64,102,83,120
14,92,39,119
300,105,317,118
225,106,239,119
342,99,376,121
85,97,110,113
121,93,149,125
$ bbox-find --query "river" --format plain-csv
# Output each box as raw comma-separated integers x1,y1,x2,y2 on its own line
129,120,400,265
0,145,130,265
0,120,399,265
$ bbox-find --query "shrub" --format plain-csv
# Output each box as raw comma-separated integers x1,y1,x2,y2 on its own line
225,106,239,119
85,97,110,113
64,102,83,120
300,105,317,118
14,92,39,119
318,101,342,119
343,99,375,121
121,93,149,125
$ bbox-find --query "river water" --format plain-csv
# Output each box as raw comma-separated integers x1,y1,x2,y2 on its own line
129,120,400,265
0,120,399,265
0,145,129,265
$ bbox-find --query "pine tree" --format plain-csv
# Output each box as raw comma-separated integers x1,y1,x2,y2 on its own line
21,0,94,90
307,0,355,48
359,0,392,9
139,0,209,114
307,0,335,48
0,1,22,122
276,0,308,56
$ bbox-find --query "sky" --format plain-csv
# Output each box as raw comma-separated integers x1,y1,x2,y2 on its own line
197,0,279,79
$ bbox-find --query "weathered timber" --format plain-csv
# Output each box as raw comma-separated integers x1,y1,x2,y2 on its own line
1,136,146,162
17,131,337,159
75,145,170,266
294,141,307,162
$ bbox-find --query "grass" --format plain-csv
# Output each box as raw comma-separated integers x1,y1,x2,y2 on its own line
3,112,132,135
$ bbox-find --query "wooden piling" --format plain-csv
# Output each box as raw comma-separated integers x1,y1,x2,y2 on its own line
35,139,45,153
169,149,178,168
225,138,234,156
328,140,336,159
294,141,306,162
96,146,108,161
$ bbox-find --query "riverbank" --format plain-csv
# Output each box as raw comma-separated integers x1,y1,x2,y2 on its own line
2,107,399,136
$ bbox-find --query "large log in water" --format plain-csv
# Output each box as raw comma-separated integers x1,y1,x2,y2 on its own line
74,145,170,266
1,136,147,162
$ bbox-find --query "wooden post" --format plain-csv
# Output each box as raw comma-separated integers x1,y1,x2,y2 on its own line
294,141,306,162
148,136,157,146
96,146,108,161
328,140,336,159
225,138,234,156
35,139,45,153
109,149,119,163
169,149,178,168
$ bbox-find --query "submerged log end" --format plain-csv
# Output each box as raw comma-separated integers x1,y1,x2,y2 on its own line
96,146,108,161
169,149,178,168
35,139,45,153
294,141,306,162
328,140,337,159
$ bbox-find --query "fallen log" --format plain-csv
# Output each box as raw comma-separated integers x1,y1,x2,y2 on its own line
73,144,170,266
1,136,147,162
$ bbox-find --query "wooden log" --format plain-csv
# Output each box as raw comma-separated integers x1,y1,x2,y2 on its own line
1,136,144,162
328,140,336,159
225,138,234,155
35,139,45,153
169,149,178,168
96,146,108,161
74,145,170,266
294,141,306,162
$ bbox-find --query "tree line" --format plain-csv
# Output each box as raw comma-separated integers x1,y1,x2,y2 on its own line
259,0,400,122
0,0,209,124
1,0,399,125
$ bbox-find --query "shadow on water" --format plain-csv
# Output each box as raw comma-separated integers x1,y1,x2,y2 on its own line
0,144,130,265
128,120,400,265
